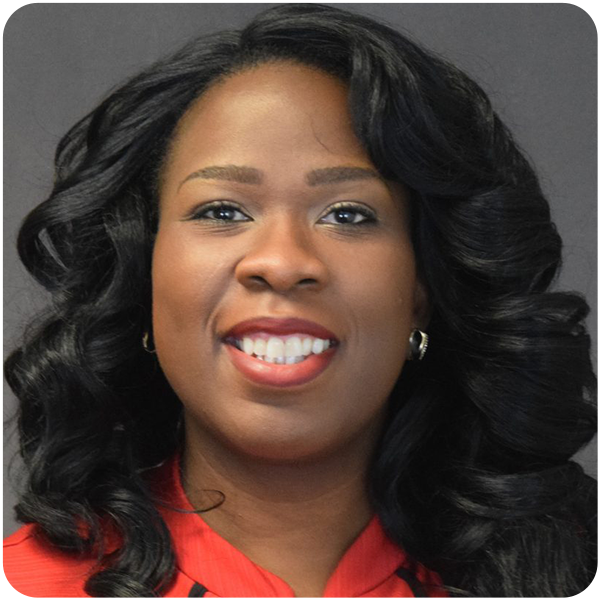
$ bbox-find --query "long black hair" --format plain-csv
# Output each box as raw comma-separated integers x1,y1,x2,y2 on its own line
5,4,596,596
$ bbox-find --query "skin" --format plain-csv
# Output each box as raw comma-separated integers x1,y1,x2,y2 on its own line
153,61,428,596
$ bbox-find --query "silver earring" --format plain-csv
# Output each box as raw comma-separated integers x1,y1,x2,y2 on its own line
142,331,156,354
408,329,429,361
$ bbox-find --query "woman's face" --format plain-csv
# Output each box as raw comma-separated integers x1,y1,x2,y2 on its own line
153,62,428,462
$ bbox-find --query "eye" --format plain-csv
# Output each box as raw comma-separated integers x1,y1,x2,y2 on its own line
319,202,376,226
191,201,251,223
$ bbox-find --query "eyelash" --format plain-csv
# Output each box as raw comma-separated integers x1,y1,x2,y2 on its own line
189,201,377,226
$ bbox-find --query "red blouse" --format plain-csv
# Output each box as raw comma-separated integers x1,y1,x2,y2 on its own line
4,455,446,597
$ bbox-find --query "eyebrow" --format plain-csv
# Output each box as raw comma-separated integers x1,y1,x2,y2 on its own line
178,164,381,189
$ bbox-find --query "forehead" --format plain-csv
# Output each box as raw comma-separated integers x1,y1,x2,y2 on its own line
160,62,371,185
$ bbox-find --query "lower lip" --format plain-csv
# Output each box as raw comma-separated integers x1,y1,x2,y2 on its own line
223,343,337,388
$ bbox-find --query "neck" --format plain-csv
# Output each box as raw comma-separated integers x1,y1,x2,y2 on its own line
181,419,381,596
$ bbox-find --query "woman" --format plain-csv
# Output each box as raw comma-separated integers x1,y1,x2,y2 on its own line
4,4,596,597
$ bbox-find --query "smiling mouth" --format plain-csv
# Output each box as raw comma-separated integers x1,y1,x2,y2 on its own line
222,335,339,388
223,334,339,365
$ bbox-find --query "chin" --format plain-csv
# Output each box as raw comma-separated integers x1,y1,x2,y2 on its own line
196,410,355,465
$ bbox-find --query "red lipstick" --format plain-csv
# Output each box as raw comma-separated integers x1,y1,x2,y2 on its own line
224,345,336,388
222,317,340,388
223,317,338,342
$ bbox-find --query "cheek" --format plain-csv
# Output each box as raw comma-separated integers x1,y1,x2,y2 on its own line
341,240,416,402
347,239,416,348
151,227,228,352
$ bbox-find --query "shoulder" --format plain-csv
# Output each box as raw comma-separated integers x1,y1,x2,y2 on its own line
3,524,97,597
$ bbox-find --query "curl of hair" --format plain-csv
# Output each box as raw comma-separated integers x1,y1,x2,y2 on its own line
6,4,596,596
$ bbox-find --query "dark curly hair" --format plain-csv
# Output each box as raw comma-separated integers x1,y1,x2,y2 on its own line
5,4,596,597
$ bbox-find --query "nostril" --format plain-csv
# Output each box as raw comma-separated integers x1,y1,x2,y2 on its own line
249,275,268,286
243,275,319,290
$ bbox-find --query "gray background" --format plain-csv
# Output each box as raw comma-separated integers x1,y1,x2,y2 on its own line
4,3,597,538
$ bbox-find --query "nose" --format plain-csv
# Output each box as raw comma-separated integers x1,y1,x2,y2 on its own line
235,218,329,293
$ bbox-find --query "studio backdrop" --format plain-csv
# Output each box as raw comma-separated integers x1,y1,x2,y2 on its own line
4,3,597,538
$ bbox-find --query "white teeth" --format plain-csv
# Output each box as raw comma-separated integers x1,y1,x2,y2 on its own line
242,337,254,355
253,338,266,357
273,356,286,365
285,355,303,364
262,354,303,364
302,337,313,356
233,335,334,362
266,337,285,359
285,337,303,359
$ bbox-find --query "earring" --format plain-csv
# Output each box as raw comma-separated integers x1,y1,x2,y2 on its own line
142,331,156,354
408,329,429,361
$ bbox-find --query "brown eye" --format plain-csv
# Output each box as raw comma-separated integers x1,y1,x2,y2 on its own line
320,203,376,226
192,202,251,222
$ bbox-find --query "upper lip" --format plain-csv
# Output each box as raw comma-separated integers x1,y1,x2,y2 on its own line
223,317,339,342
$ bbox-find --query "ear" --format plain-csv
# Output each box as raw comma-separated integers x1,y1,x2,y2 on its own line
412,278,431,330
